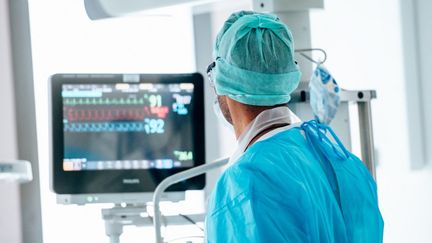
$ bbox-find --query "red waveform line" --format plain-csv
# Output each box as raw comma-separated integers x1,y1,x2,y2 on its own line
65,106,168,122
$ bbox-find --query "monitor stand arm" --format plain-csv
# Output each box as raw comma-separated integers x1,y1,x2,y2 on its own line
102,203,150,243
152,157,229,243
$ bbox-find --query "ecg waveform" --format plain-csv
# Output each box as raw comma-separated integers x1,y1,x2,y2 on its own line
62,85,193,134
65,106,169,122
64,120,165,133
64,96,159,106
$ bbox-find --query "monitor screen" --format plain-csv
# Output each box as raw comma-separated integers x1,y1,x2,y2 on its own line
62,83,195,171
51,74,205,195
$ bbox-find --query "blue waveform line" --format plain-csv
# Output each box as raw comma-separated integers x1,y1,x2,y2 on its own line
62,90,103,98
64,122,150,133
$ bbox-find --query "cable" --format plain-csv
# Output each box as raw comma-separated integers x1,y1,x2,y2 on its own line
164,235,204,243
179,214,205,232
146,203,168,229
147,203,205,241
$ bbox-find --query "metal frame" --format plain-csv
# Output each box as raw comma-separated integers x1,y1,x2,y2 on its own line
102,204,206,243
357,99,377,179
0,160,33,183
152,158,228,243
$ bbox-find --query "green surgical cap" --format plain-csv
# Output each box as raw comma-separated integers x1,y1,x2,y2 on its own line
213,11,302,106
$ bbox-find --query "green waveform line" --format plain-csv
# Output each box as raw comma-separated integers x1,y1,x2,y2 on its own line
63,97,147,106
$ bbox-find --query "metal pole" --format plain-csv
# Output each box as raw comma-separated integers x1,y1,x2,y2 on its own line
153,158,229,243
8,0,44,242
109,235,120,243
358,101,377,179
104,208,123,243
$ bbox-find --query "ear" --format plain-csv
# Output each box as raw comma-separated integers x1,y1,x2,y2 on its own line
218,96,234,125
226,96,243,114
225,96,235,114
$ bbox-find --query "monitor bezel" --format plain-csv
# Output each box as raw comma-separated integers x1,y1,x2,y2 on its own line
50,73,205,195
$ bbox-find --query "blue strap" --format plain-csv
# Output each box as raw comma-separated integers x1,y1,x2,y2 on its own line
300,120,351,211
300,120,350,161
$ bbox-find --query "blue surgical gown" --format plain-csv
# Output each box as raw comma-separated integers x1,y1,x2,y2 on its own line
206,122,384,242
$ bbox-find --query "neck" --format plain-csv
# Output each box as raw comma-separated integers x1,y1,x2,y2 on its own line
232,113,255,139
227,99,268,139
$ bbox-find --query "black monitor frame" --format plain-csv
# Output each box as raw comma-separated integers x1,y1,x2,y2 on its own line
50,73,205,195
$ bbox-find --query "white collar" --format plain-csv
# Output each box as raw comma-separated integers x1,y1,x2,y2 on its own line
226,106,301,168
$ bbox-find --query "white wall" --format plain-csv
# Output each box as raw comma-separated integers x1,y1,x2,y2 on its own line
309,0,432,242
0,1,22,243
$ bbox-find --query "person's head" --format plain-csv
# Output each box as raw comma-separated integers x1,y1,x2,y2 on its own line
207,11,301,136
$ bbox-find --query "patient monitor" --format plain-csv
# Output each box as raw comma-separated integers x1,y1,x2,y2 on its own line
50,73,205,204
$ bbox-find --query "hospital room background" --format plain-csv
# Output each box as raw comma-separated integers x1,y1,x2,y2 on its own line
1,0,432,242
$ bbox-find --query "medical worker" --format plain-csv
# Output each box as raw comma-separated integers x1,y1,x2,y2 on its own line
205,11,384,242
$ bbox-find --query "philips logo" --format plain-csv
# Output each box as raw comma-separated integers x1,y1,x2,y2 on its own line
122,74,140,83
122,178,140,184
